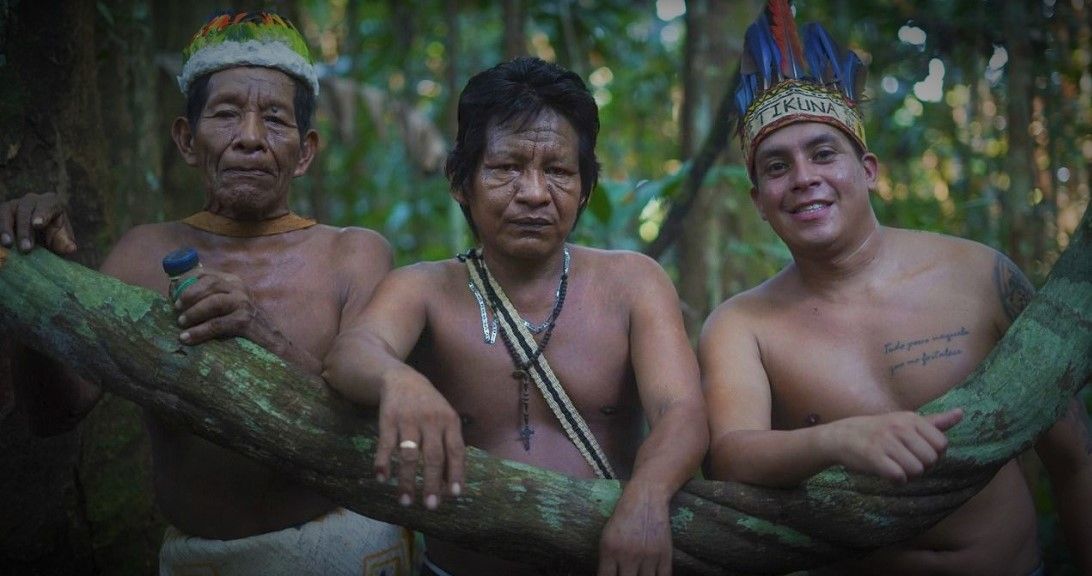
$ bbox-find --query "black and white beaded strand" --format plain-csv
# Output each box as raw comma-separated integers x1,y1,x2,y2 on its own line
464,247,570,344
461,247,571,450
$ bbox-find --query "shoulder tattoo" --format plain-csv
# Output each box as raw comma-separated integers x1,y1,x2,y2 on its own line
993,253,1035,322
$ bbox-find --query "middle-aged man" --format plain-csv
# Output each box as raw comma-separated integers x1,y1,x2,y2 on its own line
700,3,1091,575
0,11,410,575
323,56,708,576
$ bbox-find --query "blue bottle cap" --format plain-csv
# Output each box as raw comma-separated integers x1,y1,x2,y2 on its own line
162,247,200,276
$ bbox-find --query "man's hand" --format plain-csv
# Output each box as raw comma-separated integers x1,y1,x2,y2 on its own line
822,408,964,483
174,269,325,374
174,269,278,346
597,480,673,576
0,192,77,254
375,368,465,510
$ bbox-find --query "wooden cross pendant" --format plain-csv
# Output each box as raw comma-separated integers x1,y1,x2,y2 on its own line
519,424,535,451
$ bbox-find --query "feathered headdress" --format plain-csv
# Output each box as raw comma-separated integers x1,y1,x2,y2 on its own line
736,0,866,172
177,10,318,96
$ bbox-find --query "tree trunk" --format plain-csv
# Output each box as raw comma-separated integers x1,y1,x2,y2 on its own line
675,0,754,335
151,0,217,221
1,205,1088,575
1003,0,1034,271
0,0,112,573
643,70,739,262
502,0,526,59
444,0,469,252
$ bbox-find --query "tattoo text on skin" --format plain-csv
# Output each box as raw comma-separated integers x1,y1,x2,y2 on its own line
885,326,969,376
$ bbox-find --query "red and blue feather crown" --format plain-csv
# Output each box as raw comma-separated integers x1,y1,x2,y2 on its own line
736,0,867,171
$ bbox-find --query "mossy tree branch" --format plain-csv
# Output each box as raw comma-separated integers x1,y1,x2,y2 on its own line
0,206,1088,575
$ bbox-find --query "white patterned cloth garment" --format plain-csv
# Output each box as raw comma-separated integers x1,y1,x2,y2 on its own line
159,508,410,576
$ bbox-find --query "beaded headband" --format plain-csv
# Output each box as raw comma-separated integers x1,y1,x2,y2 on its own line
177,10,318,96
736,0,867,172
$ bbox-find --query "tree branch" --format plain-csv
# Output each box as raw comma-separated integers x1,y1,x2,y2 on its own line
644,68,741,260
0,205,1088,574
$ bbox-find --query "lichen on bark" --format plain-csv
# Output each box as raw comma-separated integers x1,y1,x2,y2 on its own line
0,206,1088,574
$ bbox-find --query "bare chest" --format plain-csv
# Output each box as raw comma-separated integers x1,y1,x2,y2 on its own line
422,284,636,411
412,281,642,472
182,248,346,359
758,294,1000,429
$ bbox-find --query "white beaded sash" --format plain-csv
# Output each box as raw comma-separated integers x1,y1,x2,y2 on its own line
465,252,616,480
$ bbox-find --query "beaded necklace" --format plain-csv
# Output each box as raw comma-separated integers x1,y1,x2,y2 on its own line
460,247,570,450
466,247,570,344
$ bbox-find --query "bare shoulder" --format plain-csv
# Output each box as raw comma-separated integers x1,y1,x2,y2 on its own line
894,226,1028,281
702,272,786,339
378,257,465,300
890,227,1006,277
889,227,1034,325
101,222,189,287
323,225,391,259
576,246,673,293
314,224,393,275
109,222,184,253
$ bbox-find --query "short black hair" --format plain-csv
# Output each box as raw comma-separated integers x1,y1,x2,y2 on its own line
184,69,315,139
445,57,600,233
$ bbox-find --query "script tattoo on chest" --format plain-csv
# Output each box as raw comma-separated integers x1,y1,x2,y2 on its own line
884,326,970,376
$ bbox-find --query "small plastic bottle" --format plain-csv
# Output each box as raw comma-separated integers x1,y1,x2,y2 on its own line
162,247,202,302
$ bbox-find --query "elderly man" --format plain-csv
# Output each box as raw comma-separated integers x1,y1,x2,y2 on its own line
0,11,408,575
323,56,708,576
700,2,1092,575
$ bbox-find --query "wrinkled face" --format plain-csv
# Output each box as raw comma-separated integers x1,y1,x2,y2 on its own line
750,122,878,253
182,67,313,218
454,109,583,260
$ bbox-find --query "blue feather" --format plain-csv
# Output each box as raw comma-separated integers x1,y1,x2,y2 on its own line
743,13,782,91
802,23,843,88
735,84,752,121
736,74,760,120
841,51,865,101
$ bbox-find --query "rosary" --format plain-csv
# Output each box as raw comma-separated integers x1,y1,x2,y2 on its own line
461,248,570,450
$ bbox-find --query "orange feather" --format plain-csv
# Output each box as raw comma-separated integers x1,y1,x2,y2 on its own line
768,0,806,79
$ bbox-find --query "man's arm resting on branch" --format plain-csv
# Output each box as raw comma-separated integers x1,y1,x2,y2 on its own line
707,415,962,487
597,255,708,576
699,303,962,487
700,303,832,486
323,265,432,406
323,264,465,509
1035,396,1092,574
624,259,708,493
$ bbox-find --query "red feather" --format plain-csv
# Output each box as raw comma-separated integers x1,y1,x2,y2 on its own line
767,0,806,79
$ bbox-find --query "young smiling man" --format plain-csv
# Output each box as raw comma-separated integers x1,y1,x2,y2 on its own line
323,57,707,576
699,2,1092,574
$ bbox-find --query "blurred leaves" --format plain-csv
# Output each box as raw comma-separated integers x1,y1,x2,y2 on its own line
293,0,1090,286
